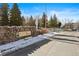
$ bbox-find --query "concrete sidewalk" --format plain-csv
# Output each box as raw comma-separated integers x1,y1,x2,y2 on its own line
29,39,79,56
53,36,79,42
57,31,79,37
28,32,79,56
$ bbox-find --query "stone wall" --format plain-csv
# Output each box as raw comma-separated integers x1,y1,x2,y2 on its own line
0,26,36,44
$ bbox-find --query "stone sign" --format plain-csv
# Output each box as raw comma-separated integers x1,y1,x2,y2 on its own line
0,26,36,44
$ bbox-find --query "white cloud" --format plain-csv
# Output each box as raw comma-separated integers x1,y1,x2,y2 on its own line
21,7,79,25
48,9,79,24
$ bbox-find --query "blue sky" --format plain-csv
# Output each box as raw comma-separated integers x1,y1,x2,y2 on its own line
8,3,79,23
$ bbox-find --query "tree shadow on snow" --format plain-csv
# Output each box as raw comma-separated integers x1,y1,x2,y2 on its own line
4,39,51,56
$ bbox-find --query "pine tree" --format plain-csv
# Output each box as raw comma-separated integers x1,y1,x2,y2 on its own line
41,12,48,28
0,4,2,26
38,18,41,29
49,14,58,28
1,3,9,26
52,14,58,27
28,16,35,26
21,16,26,26
10,3,22,26
49,16,53,27
58,22,61,28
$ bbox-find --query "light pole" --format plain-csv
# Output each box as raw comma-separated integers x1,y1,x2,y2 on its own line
35,16,39,30
44,4,47,28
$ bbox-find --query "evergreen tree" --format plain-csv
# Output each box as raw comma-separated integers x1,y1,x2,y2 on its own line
0,4,2,26
1,3,9,26
28,16,35,26
10,3,22,26
21,16,26,26
49,14,58,28
38,18,41,29
49,16,53,27
52,14,58,27
41,12,48,28
58,22,61,28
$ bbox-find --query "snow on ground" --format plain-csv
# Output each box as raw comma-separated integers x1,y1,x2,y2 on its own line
0,32,56,55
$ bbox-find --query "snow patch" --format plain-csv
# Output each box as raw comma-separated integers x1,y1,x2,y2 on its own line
0,32,55,55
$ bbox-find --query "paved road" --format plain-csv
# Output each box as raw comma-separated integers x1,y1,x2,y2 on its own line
28,39,79,56
4,33,79,56
5,39,79,56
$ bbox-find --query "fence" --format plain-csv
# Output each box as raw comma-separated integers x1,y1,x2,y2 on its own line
0,26,36,44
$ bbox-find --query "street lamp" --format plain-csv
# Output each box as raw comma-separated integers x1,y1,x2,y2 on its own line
35,16,39,30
